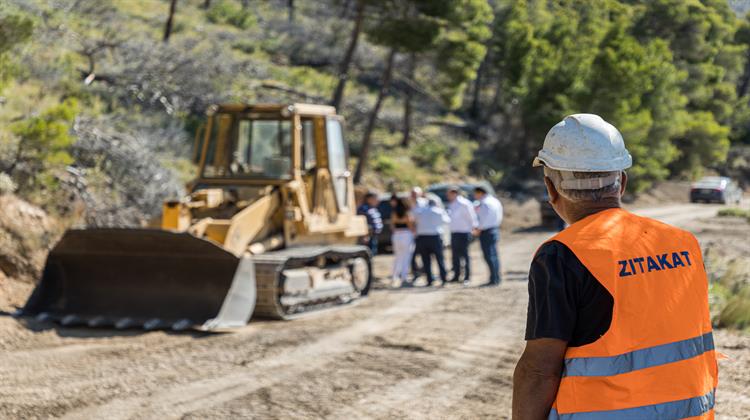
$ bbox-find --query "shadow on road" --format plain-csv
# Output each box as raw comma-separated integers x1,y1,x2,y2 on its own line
0,310,223,339
371,270,529,293
512,225,561,234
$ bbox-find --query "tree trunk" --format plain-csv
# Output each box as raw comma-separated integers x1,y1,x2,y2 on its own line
739,51,750,99
469,56,487,120
241,0,250,9
163,0,178,43
339,0,352,18
287,0,295,23
331,0,365,109
487,78,503,123
203,0,211,9
353,49,397,184
516,115,530,172
401,53,417,147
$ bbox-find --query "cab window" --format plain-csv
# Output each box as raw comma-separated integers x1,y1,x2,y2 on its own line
301,119,316,171
201,113,292,179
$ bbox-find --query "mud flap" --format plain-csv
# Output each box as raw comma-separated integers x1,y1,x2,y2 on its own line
20,229,257,331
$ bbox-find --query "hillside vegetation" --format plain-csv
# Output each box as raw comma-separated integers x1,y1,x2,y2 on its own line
1,0,750,227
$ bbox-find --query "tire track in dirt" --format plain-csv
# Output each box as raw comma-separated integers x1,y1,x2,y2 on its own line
179,283,528,419
0,304,360,389
328,312,523,419
0,299,393,414
62,290,449,420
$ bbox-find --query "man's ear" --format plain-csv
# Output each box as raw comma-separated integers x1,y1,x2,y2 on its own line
620,171,628,196
544,176,559,203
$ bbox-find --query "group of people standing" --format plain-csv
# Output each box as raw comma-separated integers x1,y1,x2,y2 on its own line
357,185,503,288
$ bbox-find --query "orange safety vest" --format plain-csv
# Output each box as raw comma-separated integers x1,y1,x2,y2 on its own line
547,208,718,420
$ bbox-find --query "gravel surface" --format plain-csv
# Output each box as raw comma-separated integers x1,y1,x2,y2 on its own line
0,203,747,419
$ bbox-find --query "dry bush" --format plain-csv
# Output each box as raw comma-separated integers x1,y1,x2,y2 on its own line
68,115,186,227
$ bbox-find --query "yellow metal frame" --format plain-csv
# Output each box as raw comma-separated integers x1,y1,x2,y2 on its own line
165,103,367,254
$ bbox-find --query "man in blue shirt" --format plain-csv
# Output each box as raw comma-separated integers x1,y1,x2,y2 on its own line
473,186,503,286
447,186,478,283
413,198,451,286
357,192,383,256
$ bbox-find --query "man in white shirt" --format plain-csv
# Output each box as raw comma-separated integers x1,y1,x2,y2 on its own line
410,186,428,209
407,186,428,282
446,186,478,284
413,198,451,286
473,186,503,286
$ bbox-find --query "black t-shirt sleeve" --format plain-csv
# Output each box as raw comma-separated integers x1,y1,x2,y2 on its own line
525,240,614,347
525,241,579,343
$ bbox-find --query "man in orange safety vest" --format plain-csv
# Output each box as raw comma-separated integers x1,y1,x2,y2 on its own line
512,114,718,419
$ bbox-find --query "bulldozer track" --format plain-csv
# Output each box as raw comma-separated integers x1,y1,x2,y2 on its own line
252,245,372,320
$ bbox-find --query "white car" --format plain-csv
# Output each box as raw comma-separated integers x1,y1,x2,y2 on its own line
690,177,742,204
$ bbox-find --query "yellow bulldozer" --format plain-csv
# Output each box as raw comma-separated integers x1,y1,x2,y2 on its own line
20,103,373,331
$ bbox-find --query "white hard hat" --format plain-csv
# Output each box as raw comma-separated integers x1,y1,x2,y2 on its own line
532,114,632,172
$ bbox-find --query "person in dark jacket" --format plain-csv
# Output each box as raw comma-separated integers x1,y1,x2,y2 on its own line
357,192,383,255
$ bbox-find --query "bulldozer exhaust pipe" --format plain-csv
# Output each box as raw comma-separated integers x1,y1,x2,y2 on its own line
19,229,257,331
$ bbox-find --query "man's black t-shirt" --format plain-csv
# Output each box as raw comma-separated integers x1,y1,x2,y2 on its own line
525,240,614,347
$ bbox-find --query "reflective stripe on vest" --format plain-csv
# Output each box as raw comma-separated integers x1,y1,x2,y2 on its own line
548,208,718,417
549,388,715,420
563,332,714,377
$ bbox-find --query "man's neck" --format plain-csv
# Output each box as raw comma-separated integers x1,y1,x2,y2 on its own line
566,202,621,224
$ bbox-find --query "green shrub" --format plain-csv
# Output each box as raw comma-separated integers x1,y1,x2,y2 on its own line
452,140,478,174
718,287,750,330
0,13,34,92
7,98,78,194
717,208,750,221
232,39,256,54
372,154,397,176
160,157,196,186
265,66,338,98
206,0,255,30
411,141,449,169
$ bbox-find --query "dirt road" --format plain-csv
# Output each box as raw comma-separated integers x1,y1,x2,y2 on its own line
0,203,748,419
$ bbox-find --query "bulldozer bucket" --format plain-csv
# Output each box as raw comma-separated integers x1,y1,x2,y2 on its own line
19,229,256,331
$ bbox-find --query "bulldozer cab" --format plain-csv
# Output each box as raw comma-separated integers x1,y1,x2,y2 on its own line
194,104,348,184
192,104,349,209
184,104,366,249
198,108,293,181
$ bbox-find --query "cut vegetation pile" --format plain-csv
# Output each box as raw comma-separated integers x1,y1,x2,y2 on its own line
706,211,750,331
709,256,750,331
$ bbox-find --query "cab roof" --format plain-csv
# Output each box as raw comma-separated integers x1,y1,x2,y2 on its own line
214,103,337,117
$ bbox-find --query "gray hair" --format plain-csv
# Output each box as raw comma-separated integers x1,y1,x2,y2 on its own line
544,167,622,202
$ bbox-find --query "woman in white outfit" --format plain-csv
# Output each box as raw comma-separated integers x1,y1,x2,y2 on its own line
390,195,414,286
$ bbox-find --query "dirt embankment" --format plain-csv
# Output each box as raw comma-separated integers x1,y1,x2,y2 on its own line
0,194,59,311
626,180,692,208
